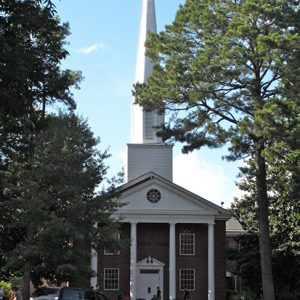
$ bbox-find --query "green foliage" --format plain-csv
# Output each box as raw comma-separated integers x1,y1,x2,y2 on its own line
227,234,262,296
134,0,299,158
1,113,121,284
0,0,81,161
0,0,121,287
230,290,259,300
0,281,12,298
231,157,300,298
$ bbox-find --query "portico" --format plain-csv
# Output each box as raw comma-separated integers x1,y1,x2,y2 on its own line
127,220,216,300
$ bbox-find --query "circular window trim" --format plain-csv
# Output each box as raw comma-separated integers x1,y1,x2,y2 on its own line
146,189,161,204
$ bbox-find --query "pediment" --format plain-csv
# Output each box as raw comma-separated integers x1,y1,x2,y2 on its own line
118,180,214,214
137,257,165,267
112,172,230,223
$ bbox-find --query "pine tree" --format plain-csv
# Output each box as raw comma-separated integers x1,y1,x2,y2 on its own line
134,1,300,299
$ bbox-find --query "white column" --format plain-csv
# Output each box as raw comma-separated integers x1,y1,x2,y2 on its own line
90,248,98,288
130,222,137,300
208,223,215,300
169,223,176,300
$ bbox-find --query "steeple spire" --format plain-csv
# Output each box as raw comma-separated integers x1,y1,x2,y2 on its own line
131,0,164,144
135,0,157,83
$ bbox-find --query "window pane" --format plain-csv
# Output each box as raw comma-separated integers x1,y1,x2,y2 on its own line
180,269,195,291
180,233,195,255
104,268,119,290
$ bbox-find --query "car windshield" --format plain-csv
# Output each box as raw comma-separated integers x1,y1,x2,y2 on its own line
60,288,85,300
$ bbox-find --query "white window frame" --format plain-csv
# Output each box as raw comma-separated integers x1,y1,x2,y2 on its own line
104,233,120,255
104,268,119,291
179,268,195,291
179,232,195,256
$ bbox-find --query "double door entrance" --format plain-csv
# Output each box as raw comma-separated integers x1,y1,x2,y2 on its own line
136,257,164,300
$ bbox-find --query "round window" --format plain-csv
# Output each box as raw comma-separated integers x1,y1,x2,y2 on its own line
146,189,161,203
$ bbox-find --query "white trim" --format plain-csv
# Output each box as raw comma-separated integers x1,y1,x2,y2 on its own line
208,224,215,300
115,214,216,225
130,223,137,300
90,248,98,288
169,223,176,300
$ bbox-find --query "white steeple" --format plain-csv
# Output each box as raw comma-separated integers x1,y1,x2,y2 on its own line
131,0,164,144
126,0,173,183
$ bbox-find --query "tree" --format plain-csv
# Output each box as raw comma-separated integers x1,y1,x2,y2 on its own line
1,1,82,296
1,113,121,287
230,140,300,298
0,0,81,160
0,1,122,298
133,1,300,299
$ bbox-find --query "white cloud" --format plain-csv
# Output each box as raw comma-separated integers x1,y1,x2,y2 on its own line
77,43,105,55
173,152,236,208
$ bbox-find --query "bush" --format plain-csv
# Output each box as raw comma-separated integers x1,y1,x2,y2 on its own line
0,281,12,300
230,290,261,300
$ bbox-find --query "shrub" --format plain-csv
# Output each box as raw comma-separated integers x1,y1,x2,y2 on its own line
0,281,12,300
230,290,261,300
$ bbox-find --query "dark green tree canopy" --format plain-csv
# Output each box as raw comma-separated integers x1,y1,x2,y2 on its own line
0,0,121,288
2,113,120,283
0,0,81,159
134,0,299,159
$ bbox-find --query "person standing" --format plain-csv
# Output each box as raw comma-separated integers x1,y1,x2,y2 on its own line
156,287,161,300
183,289,189,300
9,288,16,300
10,287,22,300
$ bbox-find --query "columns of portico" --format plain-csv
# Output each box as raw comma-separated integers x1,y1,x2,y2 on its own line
128,220,216,300
130,222,137,300
169,223,176,300
208,223,215,300
90,248,98,288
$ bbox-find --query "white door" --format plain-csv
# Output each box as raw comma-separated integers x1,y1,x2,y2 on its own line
137,269,162,300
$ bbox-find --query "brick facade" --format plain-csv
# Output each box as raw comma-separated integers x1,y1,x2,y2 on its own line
97,221,226,300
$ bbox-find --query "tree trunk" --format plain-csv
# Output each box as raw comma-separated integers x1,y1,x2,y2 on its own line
23,222,35,300
22,271,31,300
255,140,275,300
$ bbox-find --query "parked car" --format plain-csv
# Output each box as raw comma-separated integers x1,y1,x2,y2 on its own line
95,291,107,300
30,288,60,300
58,288,107,300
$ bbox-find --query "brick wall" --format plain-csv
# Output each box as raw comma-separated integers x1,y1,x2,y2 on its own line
98,221,226,300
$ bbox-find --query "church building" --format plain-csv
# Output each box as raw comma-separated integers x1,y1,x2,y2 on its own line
91,1,231,300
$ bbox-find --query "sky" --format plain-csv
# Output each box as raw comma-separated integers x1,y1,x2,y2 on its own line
53,0,242,208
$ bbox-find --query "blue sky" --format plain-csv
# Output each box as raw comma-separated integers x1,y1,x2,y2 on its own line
53,0,242,208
